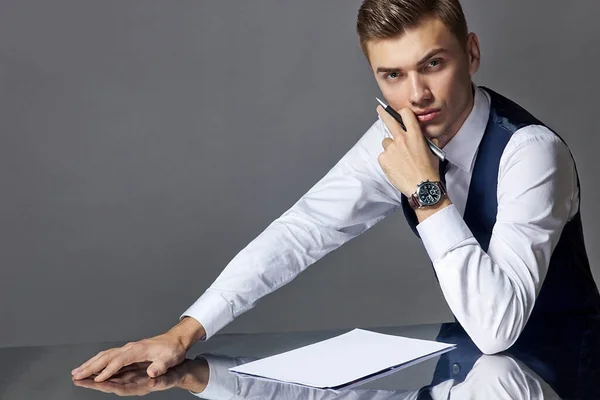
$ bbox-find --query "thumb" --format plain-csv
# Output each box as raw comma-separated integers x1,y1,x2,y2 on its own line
430,138,440,146
147,361,168,378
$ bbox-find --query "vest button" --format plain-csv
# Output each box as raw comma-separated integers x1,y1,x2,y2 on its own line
452,363,461,375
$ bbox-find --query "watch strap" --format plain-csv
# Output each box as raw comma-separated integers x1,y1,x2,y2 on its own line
408,193,420,209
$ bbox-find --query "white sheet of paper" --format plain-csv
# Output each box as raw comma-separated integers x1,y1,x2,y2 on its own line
229,328,456,389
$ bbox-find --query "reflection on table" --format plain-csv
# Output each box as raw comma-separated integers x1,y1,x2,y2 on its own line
72,315,600,399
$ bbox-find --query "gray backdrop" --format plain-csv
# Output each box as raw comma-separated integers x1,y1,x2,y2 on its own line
1,0,599,347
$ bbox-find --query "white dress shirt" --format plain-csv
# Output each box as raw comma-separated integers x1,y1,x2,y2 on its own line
180,85,579,354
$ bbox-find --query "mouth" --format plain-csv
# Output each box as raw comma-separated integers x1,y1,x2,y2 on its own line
415,109,441,123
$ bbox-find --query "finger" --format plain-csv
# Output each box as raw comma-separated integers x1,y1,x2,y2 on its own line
430,138,440,147
147,360,169,378
381,137,393,151
120,382,153,396
94,358,131,382
72,349,111,375
149,351,187,378
108,371,151,385
96,381,135,397
377,105,404,139
398,108,421,137
73,379,97,388
73,352,113,380
148,377,162,388
73,379,102,389
73,378,120,394
107,370,144,383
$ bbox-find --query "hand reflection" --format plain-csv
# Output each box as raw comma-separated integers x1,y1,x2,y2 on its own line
72,358,210,396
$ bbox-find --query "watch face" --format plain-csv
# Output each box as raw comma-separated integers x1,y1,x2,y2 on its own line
418,182,442,206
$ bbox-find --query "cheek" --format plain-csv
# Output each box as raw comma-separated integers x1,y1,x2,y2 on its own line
379,84,410,109
431,67,467,111
436,68,460,98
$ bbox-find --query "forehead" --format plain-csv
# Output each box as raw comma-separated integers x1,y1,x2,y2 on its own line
366,17,459,68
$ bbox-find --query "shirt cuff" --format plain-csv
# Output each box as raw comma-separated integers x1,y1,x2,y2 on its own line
416,204,473,262
188,355,240,400
180,290,234,341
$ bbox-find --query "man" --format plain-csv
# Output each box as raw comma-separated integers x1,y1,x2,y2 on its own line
72,0,600,383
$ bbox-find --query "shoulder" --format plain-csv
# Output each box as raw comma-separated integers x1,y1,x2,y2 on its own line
498,124,577,198
507,124,566,149
501,124,573,170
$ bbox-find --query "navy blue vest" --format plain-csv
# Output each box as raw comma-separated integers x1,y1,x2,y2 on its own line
401,87,600,324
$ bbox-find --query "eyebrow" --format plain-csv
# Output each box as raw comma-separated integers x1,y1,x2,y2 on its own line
375,48,448,74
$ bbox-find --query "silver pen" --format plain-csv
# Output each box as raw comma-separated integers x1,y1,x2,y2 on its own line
376,97,446,162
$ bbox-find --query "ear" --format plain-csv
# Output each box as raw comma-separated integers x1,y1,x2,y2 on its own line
466,32,481,76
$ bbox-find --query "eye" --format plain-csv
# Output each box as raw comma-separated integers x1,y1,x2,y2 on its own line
427,59,442,68
385,71,402,81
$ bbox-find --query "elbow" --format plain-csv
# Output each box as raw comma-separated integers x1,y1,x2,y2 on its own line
468,312,523,355
475,337,513,355
468,294,529,355
470,323,521,355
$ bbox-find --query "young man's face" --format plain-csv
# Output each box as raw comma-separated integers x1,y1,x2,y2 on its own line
366,16,480,146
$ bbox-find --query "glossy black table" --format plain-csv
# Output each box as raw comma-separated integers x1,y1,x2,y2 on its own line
2,316,599,399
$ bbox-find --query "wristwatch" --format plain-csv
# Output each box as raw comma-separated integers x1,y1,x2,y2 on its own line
408,180,447,209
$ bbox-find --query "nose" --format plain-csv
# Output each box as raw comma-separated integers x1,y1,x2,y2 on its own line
407,73,432,106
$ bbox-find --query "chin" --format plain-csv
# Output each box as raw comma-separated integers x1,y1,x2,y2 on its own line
421,126,445,139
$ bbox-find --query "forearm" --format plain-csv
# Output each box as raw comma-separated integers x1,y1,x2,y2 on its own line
182,200,391,340
434,236,530,354
181,124,401,340
417,205,541,354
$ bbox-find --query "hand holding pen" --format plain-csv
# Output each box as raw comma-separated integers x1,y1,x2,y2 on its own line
376,97,446,161
376,99,448,197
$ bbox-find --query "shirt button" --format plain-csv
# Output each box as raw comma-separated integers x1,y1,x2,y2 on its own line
452,363,461,375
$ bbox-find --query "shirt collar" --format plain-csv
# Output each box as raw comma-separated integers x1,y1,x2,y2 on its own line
442,84,491,172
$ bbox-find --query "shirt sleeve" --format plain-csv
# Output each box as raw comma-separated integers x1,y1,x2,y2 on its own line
416,125,578,354
180,119,402,340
